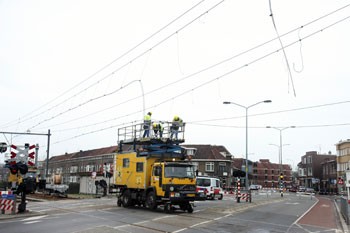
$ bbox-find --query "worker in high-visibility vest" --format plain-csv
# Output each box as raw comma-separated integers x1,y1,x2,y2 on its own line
142,112,152,137
170,116,183,139
153,122,164,138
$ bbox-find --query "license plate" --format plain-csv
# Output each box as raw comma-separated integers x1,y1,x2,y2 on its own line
187,193,195,197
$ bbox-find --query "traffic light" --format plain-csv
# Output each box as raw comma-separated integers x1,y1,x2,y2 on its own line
9,163,18,175
17,162,28,175
233,170,246,177
106,172,113,178
279,173,284,189
0,142,7,153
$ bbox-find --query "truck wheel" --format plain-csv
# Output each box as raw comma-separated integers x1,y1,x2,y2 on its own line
179,204,187,211
187,204,193,213
164,203,172,213
122,190,132,207
218,194,223,200
145,191,157,210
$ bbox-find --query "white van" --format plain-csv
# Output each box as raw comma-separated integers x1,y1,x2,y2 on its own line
196,176,223,200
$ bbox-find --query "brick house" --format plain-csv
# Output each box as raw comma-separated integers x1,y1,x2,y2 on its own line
183,144,235,189
40,146,117,186
232,158,292,189
297,151,336,190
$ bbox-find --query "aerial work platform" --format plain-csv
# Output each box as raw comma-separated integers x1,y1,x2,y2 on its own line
117,121,185,154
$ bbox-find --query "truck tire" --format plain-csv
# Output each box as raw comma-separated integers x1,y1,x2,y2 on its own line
218,194,223,200
122,190,132,207
187,203,193,213
164,203,172,213
145,191,157,210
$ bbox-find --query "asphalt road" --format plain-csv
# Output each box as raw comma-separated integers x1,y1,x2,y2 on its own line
0,192,345,233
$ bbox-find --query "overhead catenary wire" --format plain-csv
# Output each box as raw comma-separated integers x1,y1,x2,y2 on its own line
33,6,350,131
0,0,209,129
189,122,350,129
36,12,350,134
188,100,350,123
269,0,296,97
6,0,225,132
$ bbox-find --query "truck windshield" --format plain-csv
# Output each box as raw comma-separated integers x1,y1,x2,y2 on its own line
164,164,195,178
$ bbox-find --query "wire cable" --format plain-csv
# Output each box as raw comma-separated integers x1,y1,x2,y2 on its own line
0,0,208,129
269,0,296,97
37,12,350,132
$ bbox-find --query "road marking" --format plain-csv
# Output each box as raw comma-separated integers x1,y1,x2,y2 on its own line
153,215,173,221
173,228,188,233
285,202,299,205
21,215,48,221
321,204,330,208
113,224,130,229
23,221,41,224
190,220,212,227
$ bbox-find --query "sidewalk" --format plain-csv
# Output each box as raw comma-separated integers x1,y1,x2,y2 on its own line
298,196,348,232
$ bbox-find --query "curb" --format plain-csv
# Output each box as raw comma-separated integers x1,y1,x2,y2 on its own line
334,199,349,233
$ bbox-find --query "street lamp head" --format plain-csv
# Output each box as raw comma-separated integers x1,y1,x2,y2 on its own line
266,126,271,128
290,126,296,128
223,101,231,104
263,100,272,103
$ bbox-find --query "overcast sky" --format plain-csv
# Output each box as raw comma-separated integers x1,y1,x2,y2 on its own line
1,0,350,169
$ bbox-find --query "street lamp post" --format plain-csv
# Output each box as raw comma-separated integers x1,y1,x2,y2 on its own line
266,126,295,174
224,100,272,190
268,143,290,171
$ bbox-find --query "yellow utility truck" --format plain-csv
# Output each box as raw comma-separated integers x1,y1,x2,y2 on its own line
114,122,199,213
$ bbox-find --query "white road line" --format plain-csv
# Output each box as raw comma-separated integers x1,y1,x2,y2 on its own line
153,215,173,221
21,215,48,221
190,220,212,227
113,224,130,229
172,228,188,233
23,221,41,224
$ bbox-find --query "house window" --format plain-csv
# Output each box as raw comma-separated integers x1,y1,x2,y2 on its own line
123,158,130,168
307,167,313,176
136,162,143,172
70,166,78,173
219,162,226,173
205,162,214,172
307,156,312,164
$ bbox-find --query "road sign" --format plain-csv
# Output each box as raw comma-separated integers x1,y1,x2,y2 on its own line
338,178,344,185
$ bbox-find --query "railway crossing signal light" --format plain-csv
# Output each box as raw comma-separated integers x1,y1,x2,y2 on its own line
17,162,29,175
9,164,18,175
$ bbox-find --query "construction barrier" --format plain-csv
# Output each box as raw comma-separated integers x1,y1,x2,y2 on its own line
240,192,251,202
0,191,16,215
236,178,241,203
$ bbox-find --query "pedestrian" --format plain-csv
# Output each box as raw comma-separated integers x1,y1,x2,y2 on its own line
170,115,183,139
143,112,152,137
153,122,164,138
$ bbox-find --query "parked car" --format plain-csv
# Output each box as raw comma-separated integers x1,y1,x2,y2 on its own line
249,184,262,190
298,186,306,192
318,189,328,195
305,188,315,194
289,186,297,192
196,176,223,200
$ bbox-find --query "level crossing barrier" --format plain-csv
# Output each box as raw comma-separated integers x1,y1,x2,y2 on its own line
0,191,16,215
